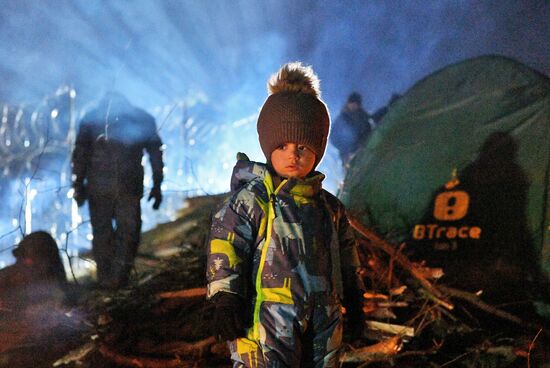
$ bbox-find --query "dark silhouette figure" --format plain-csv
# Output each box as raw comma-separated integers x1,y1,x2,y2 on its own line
71,92,164,288
330,92,373,165
410,132,541,314
371,93,401,126
0,231,67,308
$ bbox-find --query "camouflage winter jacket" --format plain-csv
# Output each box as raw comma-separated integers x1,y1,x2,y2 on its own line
206,157,360,307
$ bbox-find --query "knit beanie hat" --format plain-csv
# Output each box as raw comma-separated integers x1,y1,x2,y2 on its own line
257,62,330,168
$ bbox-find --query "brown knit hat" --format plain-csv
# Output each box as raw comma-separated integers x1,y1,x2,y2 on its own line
257,62,330,168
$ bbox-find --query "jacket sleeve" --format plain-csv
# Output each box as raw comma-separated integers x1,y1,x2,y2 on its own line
333,199,361,271
206,189,261,300
333,199,365,297
321,191,362,271
144,117,164,187
71,120,93,182
337,208,367,329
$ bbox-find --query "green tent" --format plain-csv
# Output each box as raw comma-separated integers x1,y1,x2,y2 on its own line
341,55,550,309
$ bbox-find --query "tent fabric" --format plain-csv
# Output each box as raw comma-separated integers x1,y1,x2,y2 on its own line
340,55,550,292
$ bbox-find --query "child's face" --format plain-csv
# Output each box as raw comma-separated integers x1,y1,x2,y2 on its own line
270,142,316,179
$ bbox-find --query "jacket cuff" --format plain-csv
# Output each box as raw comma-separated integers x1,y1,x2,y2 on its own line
206,274,243,300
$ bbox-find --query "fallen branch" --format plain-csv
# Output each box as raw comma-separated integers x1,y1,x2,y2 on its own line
157,287,206,299
365,320,415,338
527,328,543,368
348,215,453,310
138,336,217,356
152,287,208,315
341,335,402,363
439,285,548,336
53,342,95,367
99,344,195,368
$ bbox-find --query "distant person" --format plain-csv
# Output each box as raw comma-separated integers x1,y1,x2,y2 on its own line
71,92,164,288
0,231,67,309
330,92,373,165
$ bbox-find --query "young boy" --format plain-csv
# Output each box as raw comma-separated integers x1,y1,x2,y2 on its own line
206,62,363,367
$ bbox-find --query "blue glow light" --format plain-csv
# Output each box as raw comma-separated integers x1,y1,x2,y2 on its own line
0,1,548,268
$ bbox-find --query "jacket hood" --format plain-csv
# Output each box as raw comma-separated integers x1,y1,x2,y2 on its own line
230,154,270,193
229,152,325,197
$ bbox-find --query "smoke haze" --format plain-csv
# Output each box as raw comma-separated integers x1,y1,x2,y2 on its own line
0,0,548,266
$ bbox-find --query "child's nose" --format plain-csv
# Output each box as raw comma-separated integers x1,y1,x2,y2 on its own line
287,147,299,159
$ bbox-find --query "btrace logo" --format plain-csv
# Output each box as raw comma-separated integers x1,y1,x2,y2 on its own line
412,172,482,241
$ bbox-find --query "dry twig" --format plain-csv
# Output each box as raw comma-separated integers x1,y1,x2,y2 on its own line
138,336,217,356
341,335,403,364
99,343,196,368
439,285,547,334
157,287,206,299
348,216,453,310
527,328,543,368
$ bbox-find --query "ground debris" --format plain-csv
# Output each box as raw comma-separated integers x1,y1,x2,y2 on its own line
341,336,403,364
77,251,223,367
3,194,550,367
341,214,550,367
53,342,95,367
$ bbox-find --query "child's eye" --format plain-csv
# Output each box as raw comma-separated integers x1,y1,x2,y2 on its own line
298,145,307,151
277,144,287,150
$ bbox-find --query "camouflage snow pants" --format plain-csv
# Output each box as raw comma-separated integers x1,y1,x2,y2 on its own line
229,296,343,368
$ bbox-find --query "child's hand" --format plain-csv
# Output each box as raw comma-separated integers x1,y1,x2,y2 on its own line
212,292,247,342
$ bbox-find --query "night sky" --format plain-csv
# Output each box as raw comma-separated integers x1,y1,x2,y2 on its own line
1,0,548,112
0,0,549,265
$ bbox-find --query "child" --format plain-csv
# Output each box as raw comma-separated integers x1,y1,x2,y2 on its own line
206,62,363,367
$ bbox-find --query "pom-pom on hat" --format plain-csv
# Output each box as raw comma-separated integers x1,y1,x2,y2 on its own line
257,62,330,168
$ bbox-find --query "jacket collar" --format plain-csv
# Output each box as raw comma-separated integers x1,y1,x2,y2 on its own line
281,173,324,198
230,153,324,198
